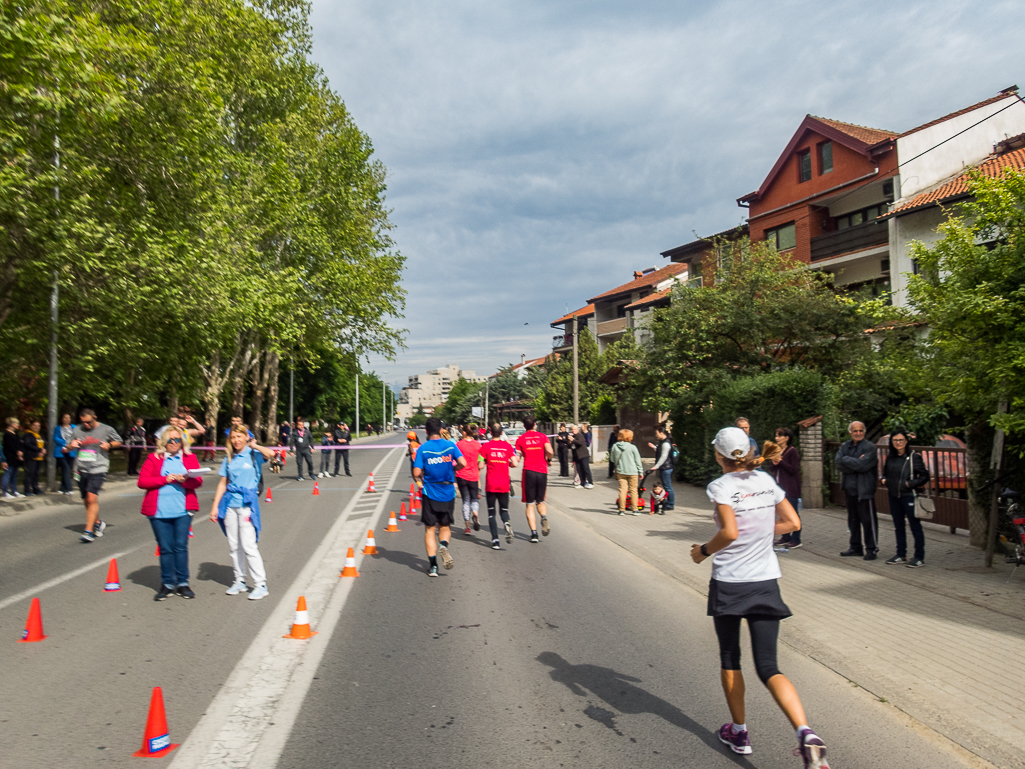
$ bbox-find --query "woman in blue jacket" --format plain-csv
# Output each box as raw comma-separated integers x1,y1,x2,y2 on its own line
53,413,77,495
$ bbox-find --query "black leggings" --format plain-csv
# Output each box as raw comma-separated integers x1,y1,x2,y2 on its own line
713,614,782,685
486,491,510,540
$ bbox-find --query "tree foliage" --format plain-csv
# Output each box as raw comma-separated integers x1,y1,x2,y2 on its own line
0,0,404,435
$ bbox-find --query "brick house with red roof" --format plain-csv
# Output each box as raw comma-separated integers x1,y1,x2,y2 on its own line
737,115,900,299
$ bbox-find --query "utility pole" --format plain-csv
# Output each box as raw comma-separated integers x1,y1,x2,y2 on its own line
288,342,294,426
484,378,489,426
355,372,360,439
572,315,579,424
47,101,60,492
382,380,385,433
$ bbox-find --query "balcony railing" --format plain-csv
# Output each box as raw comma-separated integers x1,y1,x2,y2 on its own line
810,219,888,261
596,317,628,336
552,333,573,349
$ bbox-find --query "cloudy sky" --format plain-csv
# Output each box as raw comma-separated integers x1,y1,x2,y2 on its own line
308,0,1022,389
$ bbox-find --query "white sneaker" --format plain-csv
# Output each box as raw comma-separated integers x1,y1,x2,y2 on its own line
584,483,594,489
225,581,248,595
248,584,269,600
2,493,13,500
14,492,25,498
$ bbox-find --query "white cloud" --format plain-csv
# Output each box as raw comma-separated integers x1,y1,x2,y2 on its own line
310,0,1024,386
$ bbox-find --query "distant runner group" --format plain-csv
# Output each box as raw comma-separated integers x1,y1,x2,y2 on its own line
412,416,553,577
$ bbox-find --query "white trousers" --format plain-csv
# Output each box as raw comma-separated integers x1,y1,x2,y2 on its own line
224,507,266,586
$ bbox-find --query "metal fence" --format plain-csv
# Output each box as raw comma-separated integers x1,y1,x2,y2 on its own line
826,442,970,532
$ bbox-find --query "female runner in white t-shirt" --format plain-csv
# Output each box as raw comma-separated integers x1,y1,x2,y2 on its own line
691,427,829,768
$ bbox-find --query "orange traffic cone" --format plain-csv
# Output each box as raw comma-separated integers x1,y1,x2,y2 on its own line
154,543,160,557
312,481,320,496
398,501,407,521
188,526,194,538
283,596,317,640
133,686,179,757
367,473,376,493
104,558,121,592
385,511,400,532
362,530,378,555
265,487,273,503
340,547,360,577
18,597,46,643
409,481,415,498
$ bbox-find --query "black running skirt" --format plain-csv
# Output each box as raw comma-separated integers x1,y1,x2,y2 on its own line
707,578,792,619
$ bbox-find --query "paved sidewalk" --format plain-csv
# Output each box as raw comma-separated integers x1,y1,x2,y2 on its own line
546,471,1025,769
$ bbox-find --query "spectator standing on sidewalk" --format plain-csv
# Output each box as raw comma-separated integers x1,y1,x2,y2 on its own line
2,417,23,498
691,427,828,765
835,421,879,561
138,426,204,600
607,425,619,478
570,424,593,488
734,417,761,458
318,428,333,478
126,418,147,476
881,429,929,568
21,419,45,496
556,423,570,477
278,421,290,446
289,417,315,480
649,423,675,511
69,409,122,542
53,413,76,494
332,421,352,476
610,428,644,515
768,427,802,549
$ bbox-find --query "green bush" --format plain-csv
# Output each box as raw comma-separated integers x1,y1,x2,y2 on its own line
590,392,617,424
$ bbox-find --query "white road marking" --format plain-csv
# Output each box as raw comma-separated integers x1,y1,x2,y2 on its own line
167,448,404,769
0,549,134,612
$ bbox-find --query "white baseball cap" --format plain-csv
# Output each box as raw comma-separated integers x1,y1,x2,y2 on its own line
711,427,752,460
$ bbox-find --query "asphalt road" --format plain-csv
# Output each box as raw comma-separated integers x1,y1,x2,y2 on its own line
0,435,404,769
1,445,974,769
276,482,971,769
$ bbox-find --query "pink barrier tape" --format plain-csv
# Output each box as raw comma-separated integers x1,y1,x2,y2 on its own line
118,434,557,452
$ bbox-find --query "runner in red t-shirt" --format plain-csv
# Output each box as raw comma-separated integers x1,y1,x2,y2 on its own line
456,426,483,535
480,423,519,549
514,417,554,542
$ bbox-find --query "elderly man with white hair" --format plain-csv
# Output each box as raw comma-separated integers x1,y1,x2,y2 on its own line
834,421,879,560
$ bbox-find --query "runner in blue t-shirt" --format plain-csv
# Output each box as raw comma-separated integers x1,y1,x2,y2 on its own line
413,417,466,577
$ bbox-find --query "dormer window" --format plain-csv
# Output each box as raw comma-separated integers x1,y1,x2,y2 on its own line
798,150,812,183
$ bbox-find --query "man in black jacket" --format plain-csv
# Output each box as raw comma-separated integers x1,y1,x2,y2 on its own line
607,425,619,478
332,421,352,477
289,418,315,481
835,421,879,560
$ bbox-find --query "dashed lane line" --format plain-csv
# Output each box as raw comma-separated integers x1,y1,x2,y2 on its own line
167,447,404,769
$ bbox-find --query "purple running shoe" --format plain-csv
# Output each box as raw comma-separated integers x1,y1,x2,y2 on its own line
718,723,752,755
794,728,829,768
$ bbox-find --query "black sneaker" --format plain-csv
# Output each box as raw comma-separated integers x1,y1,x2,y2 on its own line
863,551,878,561
906,558,925,568
541,515,550,536
885,555,907,565
530,532,539,543
93,520,106,537
177,586,196,599
154,586,175,601
492,540,501,550
788,542,803,549
839,549,864,557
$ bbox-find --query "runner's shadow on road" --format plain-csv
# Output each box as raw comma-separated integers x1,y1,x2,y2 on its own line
537,652,753,766
196,561,235,587
63,523,102,534
126,565,162,591
374,547,429,573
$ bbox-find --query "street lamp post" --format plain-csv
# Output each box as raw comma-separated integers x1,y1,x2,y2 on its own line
572,315,579,425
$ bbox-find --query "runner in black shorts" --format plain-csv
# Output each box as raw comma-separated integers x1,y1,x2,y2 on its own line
421,496,456,529
522,470,547,506
514,418,555,543
412,417,467,577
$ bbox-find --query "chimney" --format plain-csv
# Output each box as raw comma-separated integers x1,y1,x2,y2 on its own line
633,271,644,280
521,354,526,366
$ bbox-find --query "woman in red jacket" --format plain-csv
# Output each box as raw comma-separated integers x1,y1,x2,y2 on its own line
138,427,205,601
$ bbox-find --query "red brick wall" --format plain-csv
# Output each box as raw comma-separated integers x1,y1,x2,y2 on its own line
748,130,897,265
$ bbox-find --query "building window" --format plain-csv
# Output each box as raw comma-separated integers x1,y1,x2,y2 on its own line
819,141,833,174
765,222,796,252
798,150,812,183
834,203,887,230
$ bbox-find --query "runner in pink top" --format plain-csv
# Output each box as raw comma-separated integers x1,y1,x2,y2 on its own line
514,417,554,541
456,427,482,535
480,424,519,548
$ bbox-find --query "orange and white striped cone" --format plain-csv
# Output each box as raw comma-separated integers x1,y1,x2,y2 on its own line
362,529,378,555
312,481,320,496
398,501,407,521
385,511,400,532
367,473,376,493
265,487,273,503
283,596,317,640
340,547,360,577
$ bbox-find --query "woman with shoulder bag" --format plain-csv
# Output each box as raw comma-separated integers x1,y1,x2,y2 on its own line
880,429,930,568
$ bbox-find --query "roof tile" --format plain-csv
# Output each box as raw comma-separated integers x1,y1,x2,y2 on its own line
625,287,672,310
550,304,594,326
587,263,687,304
898,91,1018,139
811,117,897,145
